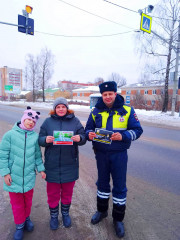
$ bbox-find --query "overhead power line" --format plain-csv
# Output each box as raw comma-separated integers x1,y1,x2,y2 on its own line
103,0,179,21
56,0,135,30
35,29,135,38
103,0,138,14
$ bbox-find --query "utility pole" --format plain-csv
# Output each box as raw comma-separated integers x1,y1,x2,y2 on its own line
171,18,180,116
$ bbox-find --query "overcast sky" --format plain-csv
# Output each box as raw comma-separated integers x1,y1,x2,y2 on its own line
0,0,157,86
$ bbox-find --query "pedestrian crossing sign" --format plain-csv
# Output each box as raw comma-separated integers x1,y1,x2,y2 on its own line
140,13,152,34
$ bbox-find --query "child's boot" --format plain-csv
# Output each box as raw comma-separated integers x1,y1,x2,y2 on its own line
14,222,25,240
61,203,71,228
49,205,59,230
24,216,34,232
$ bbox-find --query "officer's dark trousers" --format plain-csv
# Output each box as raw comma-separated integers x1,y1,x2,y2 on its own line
95,150,128,221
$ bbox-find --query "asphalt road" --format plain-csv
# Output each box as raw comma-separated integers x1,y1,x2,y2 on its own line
0,104,180,195
0,103,180,240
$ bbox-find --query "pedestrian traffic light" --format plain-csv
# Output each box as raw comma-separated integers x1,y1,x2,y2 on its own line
18,14,34,35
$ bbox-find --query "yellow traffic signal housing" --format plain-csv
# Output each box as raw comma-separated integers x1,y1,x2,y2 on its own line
25,5,33,14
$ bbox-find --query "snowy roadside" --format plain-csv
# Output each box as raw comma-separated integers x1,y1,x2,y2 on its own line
0,101,180,128
135,109,180,129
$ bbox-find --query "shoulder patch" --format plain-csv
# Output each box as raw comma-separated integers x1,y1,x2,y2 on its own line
133,113,139,121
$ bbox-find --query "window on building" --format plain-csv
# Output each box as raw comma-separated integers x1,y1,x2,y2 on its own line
144,90,148,95
126,90,131,94
161,89,164,95
137,90,140,95
77,93,80,97
151,100,155,106
152,89,156,95
82,93,84,96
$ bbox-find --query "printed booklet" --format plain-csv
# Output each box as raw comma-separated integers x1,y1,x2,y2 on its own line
93,128,114,144
53,131,74,145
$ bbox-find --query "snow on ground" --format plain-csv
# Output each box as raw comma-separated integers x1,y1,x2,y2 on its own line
0,101,180,128
135,109,180,128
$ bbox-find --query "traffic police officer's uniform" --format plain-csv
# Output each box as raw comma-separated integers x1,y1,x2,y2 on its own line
85,81,143,237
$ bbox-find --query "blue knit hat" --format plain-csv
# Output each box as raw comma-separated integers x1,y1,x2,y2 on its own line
99,81,117,94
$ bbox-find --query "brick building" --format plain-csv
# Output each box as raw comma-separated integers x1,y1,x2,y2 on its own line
73,86,99,101
61,80,94,90
121,83,180,111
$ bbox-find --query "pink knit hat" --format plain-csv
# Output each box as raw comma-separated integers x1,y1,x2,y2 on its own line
19,106,40,131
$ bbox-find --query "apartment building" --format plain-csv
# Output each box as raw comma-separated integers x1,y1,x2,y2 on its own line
0,66,22,99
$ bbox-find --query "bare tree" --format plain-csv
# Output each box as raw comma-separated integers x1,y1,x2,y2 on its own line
57,80,62,89
38,48,55,102
135,0,180,112
66,82,77,99
132,92,147,109
94,77,104,85
23,66,28,90
25,54,39,102
108,72,126,87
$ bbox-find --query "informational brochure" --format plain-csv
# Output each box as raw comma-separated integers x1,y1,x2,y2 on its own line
53,131,74,145
93,128,114,144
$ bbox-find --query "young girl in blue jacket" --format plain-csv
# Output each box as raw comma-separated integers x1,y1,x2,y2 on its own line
0,107,46,240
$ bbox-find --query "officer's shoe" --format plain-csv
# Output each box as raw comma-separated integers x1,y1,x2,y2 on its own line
113,221,125,238
91,211,108,225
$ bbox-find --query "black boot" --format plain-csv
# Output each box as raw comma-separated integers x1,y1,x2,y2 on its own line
61,203,71,228
113,221,125,238
91,196,109,225
49,205,59,230
24,216,34,232
14,222,25,240
112,204,126,238
91,211,108,224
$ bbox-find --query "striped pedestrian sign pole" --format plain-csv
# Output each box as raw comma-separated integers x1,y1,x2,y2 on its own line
140,13,152,34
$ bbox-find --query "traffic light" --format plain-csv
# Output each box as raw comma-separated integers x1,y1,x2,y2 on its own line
18,14,34,35
147,5,154,13
25,5,33,14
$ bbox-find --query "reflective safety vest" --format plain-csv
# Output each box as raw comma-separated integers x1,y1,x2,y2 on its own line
92,105,131,132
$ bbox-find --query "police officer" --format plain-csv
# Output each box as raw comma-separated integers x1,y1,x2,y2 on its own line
85,81,143,238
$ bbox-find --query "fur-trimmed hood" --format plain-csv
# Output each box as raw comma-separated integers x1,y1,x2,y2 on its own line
49,109,75,120
49,109,74,116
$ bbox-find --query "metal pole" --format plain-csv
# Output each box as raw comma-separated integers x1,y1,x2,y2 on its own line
171,18,180,116
26,14,29,34
0,21,24,28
